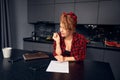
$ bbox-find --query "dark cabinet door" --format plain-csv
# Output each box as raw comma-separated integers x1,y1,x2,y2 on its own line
28,0,54,5
24,41,53,53
28,0,54,23
86,48,104,62
75,0,98,2
55,0,74,3
75,2,98,24
55,3,74,23
98,0,120,24
104,50,120,80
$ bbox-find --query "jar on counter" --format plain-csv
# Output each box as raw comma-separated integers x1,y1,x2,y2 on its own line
31,31,37,40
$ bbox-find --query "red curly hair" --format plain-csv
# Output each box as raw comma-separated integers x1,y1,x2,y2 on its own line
60,12,77,32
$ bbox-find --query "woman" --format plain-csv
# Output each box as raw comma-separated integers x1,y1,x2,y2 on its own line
53,12,86,62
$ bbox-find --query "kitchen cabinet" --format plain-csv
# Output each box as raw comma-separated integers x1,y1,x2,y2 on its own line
23,41,53,53
28,0,54,23
28,0,54,5
28,0,120,24
86,47,120,80
86,48,104,62
55,3,74,23
75,0,98,2
28,4,54,23
98,0,120,24
55,0,74,3
75,2,98,24
104,50,120,80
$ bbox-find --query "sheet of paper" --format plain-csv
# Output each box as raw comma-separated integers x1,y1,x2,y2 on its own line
46,60,69,73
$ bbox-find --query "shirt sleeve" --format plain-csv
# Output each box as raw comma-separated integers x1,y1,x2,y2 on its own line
73,36,87,61
53,41,57,56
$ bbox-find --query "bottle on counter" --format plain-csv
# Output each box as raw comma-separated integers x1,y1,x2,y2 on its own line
31,31,36,40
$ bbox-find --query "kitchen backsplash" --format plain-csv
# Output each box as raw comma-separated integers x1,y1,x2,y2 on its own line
33,22,120,42
34,22,55,38
76,24,120,42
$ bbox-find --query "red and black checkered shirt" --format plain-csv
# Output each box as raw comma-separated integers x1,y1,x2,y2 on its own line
53,32,87,61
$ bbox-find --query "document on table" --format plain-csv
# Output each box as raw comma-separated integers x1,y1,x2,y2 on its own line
46,60,69,73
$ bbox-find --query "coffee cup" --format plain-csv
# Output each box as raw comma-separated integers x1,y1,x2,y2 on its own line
2,47,12,58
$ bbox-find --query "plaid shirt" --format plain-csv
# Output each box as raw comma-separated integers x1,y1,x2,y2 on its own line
53,32,86,61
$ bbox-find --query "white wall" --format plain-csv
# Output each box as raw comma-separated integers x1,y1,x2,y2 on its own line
9,0,34,49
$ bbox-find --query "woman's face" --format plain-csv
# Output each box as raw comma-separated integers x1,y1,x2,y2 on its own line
60,23,72,37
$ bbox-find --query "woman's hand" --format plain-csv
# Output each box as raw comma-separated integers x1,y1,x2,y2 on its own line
52,33,60,44
55,55,64,62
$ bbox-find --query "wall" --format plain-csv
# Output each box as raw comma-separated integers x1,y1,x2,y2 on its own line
9,0,34,49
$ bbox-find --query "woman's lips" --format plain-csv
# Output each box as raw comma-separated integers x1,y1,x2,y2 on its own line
61,33,65,36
